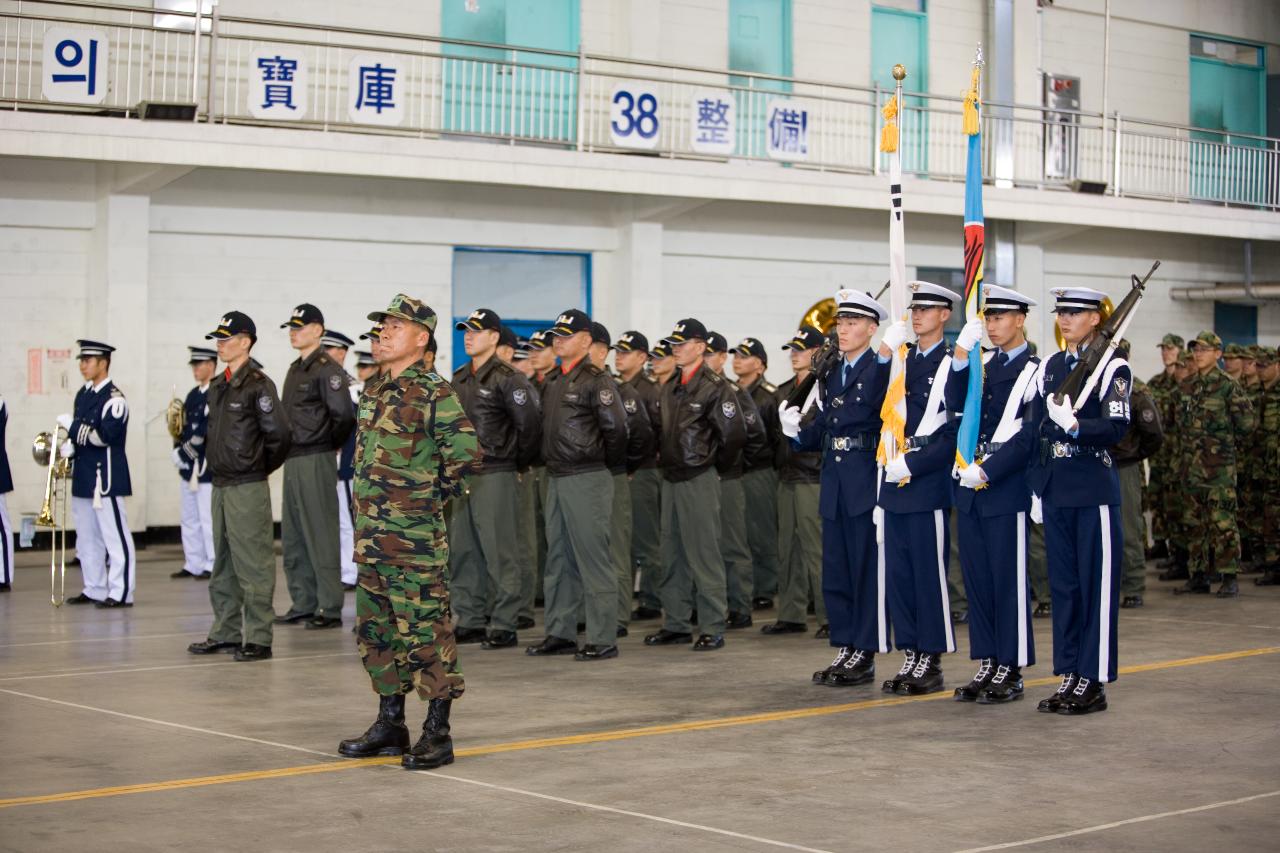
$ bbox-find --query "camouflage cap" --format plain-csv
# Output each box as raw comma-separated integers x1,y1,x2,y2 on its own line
1223,342,1246,358
1187,331,1222,351
1175,349,1193,366
1159,333,1184,348
368,294,437,332
1253,346,1275,366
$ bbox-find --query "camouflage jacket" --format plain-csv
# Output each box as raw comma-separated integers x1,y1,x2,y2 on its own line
1177,367,1255,489
353,359,480,567
1261,379,1280,481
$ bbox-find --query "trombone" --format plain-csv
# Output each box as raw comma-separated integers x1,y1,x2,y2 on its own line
32,423,72,607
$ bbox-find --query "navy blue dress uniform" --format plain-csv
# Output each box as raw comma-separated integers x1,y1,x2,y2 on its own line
173,346,217,579
0,393,13,590
1026,287,1131,715
322,329,359,589
878,282,967,694
63,340,137,606
946,286,1041,703
789,290,890,684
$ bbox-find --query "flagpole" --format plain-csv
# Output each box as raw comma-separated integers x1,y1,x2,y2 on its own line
956,42,987,471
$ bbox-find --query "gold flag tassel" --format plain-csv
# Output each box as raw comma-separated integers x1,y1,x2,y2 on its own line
880,95,899,153
962,65,980,136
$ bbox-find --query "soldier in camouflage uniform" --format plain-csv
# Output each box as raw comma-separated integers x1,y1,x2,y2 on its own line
1174,332,1255,598
338,294,480,771
1239,346,1266,569
1255,348,1280,586
1145,334,1183,558
1157,349,1195,581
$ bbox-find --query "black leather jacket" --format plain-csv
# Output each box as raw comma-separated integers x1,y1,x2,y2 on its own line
614,374,656,475
282,349,355,458
742,376,781,472
207,362,291,487
659,364,747,482
541,359,628,477
623,372,662,470
721,378,768,480
453,356,542,473
774,376,821,483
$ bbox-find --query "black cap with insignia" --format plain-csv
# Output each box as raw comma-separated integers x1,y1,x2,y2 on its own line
615,331,649,353
455,308,503,333
282,303,324,329
732,336,768,364
206,311,257,342
705,331,729,354
549,309,592,337
75,339,116,359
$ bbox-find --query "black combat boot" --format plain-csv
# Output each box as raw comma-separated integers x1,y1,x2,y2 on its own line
1146,540,1169,560
1159,548,1190,581
1254,566,1280,586
895,652,944,695
1037,673,1077,713
1057,676,1107,715
977,665,1024,704
338,694,410,757
953,658,995,702
882,650,917,693
1215,574,1239,598
1174,571,1211,595
826,648,876,687
402,699,455,770
813,646,851,684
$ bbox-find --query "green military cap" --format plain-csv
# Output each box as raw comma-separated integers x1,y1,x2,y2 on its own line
1159,333,1184,348
1188,331,1223,351
1254,346,1275,366
1222,342,1245,357
1175,349,1192,365
1245,344,1266,361
368,293,437,332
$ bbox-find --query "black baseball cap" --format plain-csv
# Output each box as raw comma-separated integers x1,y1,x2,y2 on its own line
705,331,728,354
455,308,503,333
549,309,592,337
207,311,257,341
525,329,552,351
498,325,518,349
615,331,649,353
590,322,612,348
732,337,767,363
282,303,324,329
782,325,825,351
662,318,708,344
651,340,673,358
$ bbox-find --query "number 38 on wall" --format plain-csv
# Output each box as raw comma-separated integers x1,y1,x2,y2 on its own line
610,84,660,150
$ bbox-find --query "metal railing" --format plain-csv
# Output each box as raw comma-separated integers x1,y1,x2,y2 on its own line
2,0,1277,211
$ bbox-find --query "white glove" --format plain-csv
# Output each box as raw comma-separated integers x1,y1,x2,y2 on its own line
1030,494,1044,525
59,440,75,459
1046,393,1079,434
56,413,73,431
881,320,912,353
172,447,185,469
777,401,802,439
956,317,983,353
885,455,911,483
957,463,987,489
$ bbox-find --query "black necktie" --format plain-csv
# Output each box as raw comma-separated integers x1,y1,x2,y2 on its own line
1066,354,1077,371
993,351,1007,368
842,363,850,386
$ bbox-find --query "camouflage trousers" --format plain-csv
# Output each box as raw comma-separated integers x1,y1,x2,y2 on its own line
1239,472,1266,560
356,561,465,701
1145,459,1172,543
1183,487,1242,576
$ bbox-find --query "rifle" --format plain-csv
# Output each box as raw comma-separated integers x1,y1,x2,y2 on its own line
784,281,891,410
1053,261,1160,409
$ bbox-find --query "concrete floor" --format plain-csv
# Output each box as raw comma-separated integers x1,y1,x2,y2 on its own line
1,544,1278,853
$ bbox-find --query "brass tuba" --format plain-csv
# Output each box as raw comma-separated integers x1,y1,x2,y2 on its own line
32,423,72,606
1054,296,1114,351
165,387,185,441
800,298,837,335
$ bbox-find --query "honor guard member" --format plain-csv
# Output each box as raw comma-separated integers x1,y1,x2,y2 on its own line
704,331,766,629
645,318,748,651
875,282,967,695
322,329,360,590
778,291,890,685
732,336,782,610
763,326,827,635
355,350,378,382
171,346,218,580
590,323,655,637
1025,287,1131,715
526,309,628,661
947,286,1040,704
277,304,357,630
0,393,12,591
614,331,664,620
339,294,480,771
1109,343,1162,610
58,340,136,608
450,308,542,650
188,312,291,661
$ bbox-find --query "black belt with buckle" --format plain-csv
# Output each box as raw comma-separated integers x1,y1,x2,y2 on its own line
1042,440,1112,466
826,433,877,452
976,441,1004,456
904,435,934,450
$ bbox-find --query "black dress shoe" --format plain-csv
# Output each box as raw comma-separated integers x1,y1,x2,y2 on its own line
1032,602,1052,618
454,626,487,645
761,621,806,635
631,606,662,620
1215,575,1240,598
274,610,313,624
882,650,917,693
827,648,876,686
187,638,239,655
1057,677,1107,715
305,615,342,630
525,636,578,656
481,630,517,649
977,665,1024,704
516,615,537,630
402,699,454,770
1120,594,1144,608
643,629,692,646
814,624,830,640
1255,569,1280,586
691,634,724,651
1038,673,1078,713
234,644,272,661
895,652,944,695
751,596,774,611
616,626,628,638
64,593,100,605
195,572,210,581
951,610,969,625
574,644,619,661
95,598,133,608
0,582,9,592
1147,541,1170,560
338,695,409,757
170,568,197,579
1158,565,1190,581
1174,572,1211,595
953,658,995,702
725,611,753,629
813,647,850,684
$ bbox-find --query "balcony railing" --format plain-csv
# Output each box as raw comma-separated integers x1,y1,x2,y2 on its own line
2,0,1277,211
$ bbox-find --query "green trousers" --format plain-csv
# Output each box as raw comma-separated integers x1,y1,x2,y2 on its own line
1119,464,1147,595
544,470,615,647
209,480,276,647
535,466,549,602
356,561,464,700
721,476,754,615
516,469,538,622
630,467,663,611
743,468,780,599
281,452,343,619
776,480,824,625
610,472,633,629
449,470,522,633
660,469,727,636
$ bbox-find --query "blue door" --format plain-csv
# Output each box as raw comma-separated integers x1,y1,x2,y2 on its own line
729,0,792,158
1189,36,1266,205
1214,302,1257,347
871,5,928,173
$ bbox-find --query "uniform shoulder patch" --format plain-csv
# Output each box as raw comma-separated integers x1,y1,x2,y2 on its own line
1141,408,1155,423
328,374,344,391
721,400,737,418
623,397,638,414
599,388,616,407
512,387,529,406
258,394,274,413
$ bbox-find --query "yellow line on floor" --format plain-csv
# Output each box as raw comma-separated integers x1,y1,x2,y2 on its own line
2,645,1276,810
